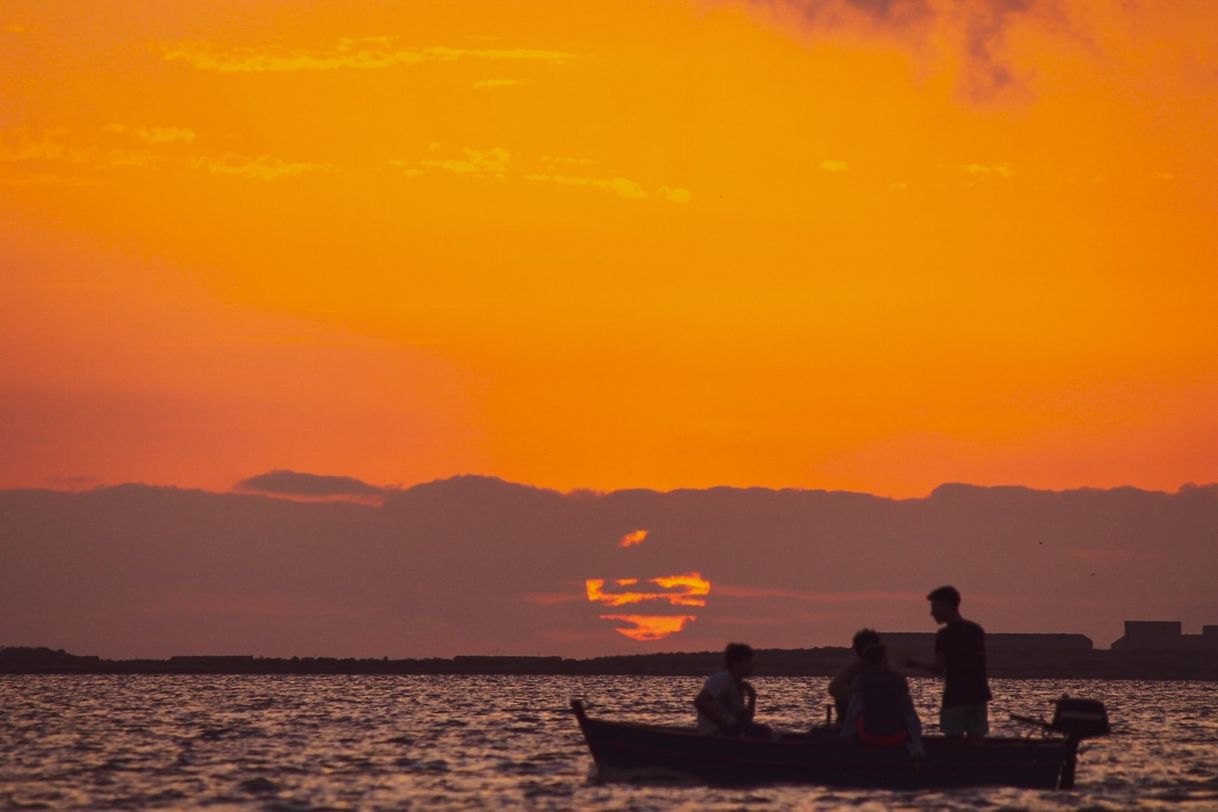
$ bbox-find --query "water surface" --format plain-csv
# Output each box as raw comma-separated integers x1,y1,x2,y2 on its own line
2,675,1215,809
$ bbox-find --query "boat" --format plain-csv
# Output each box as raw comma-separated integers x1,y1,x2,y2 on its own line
570,696,1109,789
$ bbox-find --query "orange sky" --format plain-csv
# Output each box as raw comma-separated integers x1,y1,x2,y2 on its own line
2,0,1217,497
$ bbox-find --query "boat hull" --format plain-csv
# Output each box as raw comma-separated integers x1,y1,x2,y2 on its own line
571,700,1076,789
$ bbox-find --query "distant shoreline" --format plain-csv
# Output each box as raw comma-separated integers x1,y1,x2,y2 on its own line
3,645,1216,681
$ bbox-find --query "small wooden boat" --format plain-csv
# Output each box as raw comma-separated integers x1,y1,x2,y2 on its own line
571,697,1108,789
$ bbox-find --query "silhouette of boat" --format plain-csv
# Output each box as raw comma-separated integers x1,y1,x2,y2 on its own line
571,697,1108,789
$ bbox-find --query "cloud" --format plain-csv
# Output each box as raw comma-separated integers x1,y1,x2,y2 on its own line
746,0,1066,100
540,155,594,167
524,172,649,200
234,469,384,498
715,585,921,604
1,131,93,164
0,130,162,172
1,129,331,185
96,149,161,169
417,146,511,178
397,146,688,203
4,478,1218,657
1,172,104,188
820,159,849,172
962,161,1015,177
105,123,196,144
46,475,103,491
659,185,693,204
618,529,648,548
473,78,524,89
585,572,711,608
598,614,697,641
193,152,330,181
524,592,585,606
709,612,830,626
162,38,576,73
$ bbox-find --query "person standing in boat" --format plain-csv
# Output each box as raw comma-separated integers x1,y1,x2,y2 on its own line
841,641,925,756
828,628,882,725
694,642,770,738
905,585,992,742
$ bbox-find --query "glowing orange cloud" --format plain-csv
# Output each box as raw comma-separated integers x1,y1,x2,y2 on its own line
585,572,711,608
651,573,712,606
618,529,648,548
599,614,696,641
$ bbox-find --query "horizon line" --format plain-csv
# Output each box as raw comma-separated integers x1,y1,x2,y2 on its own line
9,471,1218,504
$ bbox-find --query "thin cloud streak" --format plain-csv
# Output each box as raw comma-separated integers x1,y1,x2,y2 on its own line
1,129,326,183
393,145,689,203
523,172,650,200
162,38,576,73
104,123,196,144
715,585,922,604
192,153,331,181
473,78,524,89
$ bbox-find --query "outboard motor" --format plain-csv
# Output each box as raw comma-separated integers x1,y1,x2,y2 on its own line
1050,697,1110,740
1050,696,1109,789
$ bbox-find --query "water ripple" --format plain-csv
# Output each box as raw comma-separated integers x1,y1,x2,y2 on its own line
0,675,1214,809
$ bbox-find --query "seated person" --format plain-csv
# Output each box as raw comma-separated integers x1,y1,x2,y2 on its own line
694,642,771,738
828,628,882,725
841,642,924,757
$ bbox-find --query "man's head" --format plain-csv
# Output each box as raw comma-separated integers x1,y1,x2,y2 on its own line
860,642,888,670
927,585,962,624
724,642,755,678
851,628,881,658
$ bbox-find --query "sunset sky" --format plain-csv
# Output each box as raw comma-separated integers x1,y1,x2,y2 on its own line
3,0,1217,498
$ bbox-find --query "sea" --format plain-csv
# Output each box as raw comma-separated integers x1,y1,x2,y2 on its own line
1,675,1215,810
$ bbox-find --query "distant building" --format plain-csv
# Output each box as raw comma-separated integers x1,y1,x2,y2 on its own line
1110,621,1218,651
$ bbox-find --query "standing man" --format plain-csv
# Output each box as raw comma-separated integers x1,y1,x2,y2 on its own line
905,585,992,742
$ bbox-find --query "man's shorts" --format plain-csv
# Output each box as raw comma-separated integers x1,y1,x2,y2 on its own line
940,702,989,737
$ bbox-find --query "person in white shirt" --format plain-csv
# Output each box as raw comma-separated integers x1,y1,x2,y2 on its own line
694,643,770,737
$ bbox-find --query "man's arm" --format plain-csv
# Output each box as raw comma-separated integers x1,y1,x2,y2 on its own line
904,652,946,674
739,680,757,722
694,688,732,729
828,662,859,703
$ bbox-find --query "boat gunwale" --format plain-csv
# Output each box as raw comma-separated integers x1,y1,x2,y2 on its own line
570,698,1077,789
574,706,1072,751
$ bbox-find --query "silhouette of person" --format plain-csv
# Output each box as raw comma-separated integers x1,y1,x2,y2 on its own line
905,585,992,741
828,628,882,725
841,642,925,756
693,642,771,738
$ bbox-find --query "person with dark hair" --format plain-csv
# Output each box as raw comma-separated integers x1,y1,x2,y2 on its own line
827,628,882,724
694,643,770,737
905,585,992,741
841,642,924,756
